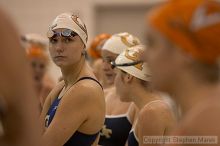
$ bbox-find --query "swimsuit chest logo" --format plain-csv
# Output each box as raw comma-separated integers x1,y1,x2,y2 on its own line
45,115,50,127
100,125,112,139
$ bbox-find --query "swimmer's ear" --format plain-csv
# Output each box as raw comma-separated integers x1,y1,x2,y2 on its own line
124,73,133,84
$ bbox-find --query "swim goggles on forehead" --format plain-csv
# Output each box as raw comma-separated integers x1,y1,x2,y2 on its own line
47,29,78,38
110,60,143,69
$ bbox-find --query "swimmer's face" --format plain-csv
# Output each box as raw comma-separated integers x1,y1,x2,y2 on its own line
101,49,117,85
29,57,47,84
48,28,84,67
92,59,103,81
95,38,108,53
114,70,132,102
144,26,183,93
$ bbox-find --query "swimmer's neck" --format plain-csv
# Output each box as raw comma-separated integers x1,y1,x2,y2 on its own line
131,85,160,110
61,58,85,87
104,84,115,91
171,78,219,116
35,83,43,96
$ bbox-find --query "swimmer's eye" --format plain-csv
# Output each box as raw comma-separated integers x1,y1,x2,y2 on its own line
39,64,45,69
31,62,45,69
31,62,36,68
63,37,73,43
49,38,58,44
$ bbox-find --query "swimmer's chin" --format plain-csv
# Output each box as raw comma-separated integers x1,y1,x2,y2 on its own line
53,62,67,67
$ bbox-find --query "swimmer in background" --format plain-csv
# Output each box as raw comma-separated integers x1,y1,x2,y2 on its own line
87,33,111,89
98,32,141,146
22,33,55,108
114,45,177,146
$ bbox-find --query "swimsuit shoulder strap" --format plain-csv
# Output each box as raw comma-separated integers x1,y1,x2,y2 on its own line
76,76,103,90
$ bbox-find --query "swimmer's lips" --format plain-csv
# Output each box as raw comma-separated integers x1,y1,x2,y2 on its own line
103,69,115,78
53,56,67,60
34,75,40,81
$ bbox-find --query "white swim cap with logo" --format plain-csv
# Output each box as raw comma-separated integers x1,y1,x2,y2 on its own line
115,45,151,82
102,32,141,55
49,12,88,46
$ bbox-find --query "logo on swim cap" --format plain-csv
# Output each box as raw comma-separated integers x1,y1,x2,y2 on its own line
71,14,88,41
115,45,151,81
124,47,144,70
191,1,220,31
116,33,140,47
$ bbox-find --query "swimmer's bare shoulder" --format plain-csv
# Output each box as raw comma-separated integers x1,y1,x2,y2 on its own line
41,79,105,146
174,100,220,138
137,101,176,145
67,78,105,126
138,102,169,130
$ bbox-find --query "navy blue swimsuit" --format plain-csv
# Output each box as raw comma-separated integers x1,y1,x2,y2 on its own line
98,114,132,146
45,77,103,146
128,130,139,146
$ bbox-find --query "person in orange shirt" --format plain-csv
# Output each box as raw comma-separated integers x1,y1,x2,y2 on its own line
144,0,220,145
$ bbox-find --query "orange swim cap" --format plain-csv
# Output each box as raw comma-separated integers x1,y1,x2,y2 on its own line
148,0,220,64
27,47,48,61
88,33,111,59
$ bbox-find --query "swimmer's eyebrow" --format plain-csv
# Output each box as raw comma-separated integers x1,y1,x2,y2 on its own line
70,31,78,37
103,57,115,63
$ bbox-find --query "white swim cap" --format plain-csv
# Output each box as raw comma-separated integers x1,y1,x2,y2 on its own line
102,32,140,55
23,33,48,46
48,12,88,46
115,45,151,81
